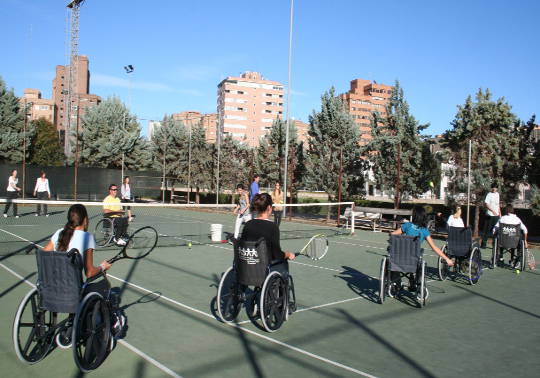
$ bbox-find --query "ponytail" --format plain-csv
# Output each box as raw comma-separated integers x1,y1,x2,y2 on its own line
57,204,88,251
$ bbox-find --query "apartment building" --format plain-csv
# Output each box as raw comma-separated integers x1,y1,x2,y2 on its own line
217,71,284,147
172,111,218,142
19,89,55,124
52,55,100,137
340,79,393,144
294,119,309,144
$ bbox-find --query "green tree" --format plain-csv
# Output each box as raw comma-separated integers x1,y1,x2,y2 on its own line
0,77,33,163
306,87,364,206
365,81,434,209
29,118,65,166
217,135,252,197
442,89,520,235
76,97,148,169
188,122,213,203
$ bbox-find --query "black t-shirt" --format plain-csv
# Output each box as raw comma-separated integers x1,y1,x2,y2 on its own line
241,219,284,261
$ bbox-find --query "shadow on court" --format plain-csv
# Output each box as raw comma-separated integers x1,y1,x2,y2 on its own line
0,236,51,261
335,265,379,303
0,271,36,298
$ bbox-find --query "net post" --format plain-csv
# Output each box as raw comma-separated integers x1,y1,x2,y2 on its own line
351,203,355,235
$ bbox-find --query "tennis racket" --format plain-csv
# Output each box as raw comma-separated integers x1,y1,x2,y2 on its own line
295,234,328,260
527,248,536,270
107,226,158,264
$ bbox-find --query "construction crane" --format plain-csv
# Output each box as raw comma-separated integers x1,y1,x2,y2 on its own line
64,0,85,156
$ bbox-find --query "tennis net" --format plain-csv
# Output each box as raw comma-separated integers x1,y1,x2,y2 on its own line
0,199,354,256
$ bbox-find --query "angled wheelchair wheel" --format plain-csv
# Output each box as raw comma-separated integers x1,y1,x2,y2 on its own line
13,288,56,364
468,247,482,285
94,218,114,247
379,257,390,304
518,240,527,271
438,245,449,281
260,271,287,332
418,261,427,308
73,292,111,373
216,267,242,323
490,239,498,269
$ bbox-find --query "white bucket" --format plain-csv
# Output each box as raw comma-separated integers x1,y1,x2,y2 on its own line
210,224,223,242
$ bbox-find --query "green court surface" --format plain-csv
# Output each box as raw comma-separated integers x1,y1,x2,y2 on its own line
1,206,539,378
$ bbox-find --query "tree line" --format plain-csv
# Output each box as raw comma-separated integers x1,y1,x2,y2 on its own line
1,75,539,219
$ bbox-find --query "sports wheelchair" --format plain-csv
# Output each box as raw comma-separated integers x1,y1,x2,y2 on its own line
491,223,527,270
13,248,123,372
94,214,129,247
216,237,296,332
379,234,428,308
438,227,482,285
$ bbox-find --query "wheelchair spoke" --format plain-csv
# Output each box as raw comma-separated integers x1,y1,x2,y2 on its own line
23,327,36,355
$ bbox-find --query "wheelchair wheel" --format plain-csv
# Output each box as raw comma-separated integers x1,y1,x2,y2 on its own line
94,218,114,247
73,292,111,373
490,239,498,269
216,267,242,323
260,271,287,332
13,288,56,364
418,261,427,308
518,240,527,271
438,245,449,281
379,257,390,304
468,247,482,285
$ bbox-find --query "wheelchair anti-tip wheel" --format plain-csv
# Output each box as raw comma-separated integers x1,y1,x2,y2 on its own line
94,218,114,247
73,292,111,373
13,288,55,364
260,271,287,332
217,267,242,323
379,257,390,304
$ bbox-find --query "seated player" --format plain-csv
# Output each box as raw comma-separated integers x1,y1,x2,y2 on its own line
241,193,295,277
492,204,528,267
103,184,129,246
447,204,465,228
391,206,454,293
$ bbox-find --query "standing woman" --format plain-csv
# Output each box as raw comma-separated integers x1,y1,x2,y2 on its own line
33,171,51,216
232,184,251,240
121,176,134,222
271,182,283,227
3,169,21,218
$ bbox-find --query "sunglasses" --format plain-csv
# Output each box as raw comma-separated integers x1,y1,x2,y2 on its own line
110,188,118,191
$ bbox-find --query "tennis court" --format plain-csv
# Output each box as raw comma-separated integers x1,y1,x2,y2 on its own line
1,202,539,378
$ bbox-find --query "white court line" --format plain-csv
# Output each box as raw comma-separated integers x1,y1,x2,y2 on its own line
1,229,377,377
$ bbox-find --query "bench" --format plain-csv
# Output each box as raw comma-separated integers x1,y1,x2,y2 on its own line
340,206,413,232
171,194,188,204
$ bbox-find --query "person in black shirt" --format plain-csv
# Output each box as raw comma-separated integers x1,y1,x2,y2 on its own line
241,193,295,273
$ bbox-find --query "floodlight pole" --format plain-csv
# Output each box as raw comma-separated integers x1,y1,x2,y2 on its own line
283,0,294,217
466,139,472,227
216,112,220,205
123,65,134,183
187,114,192,204
22,99,31,200
74,97,80,199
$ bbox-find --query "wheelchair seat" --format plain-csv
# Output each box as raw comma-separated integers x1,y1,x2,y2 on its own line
235,237,270,287
447,227,473,257
497,223,521,249
387,234,423,273
36,248,83,314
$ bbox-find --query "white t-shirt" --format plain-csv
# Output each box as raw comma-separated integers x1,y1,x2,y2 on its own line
447,215,464,228
34,178,50,193
51,229,96,257
121,184,131,200
493,214,528,234
484,191,500,217
7,176,18,192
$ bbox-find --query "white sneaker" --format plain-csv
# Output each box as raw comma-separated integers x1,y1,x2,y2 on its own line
35,213,39,216
115,238,127,246
45,214,49,217
15,215,19,218
3,214,7,218
112,314,126,336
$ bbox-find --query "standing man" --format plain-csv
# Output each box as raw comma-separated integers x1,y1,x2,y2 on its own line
33,171,51,216
481,183,500,249
250,174,260,203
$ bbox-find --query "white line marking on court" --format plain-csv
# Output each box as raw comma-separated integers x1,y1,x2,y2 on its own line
296,297,365,313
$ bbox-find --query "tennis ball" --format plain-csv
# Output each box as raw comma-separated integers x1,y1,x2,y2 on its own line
187,242,192,248
515,269,520,274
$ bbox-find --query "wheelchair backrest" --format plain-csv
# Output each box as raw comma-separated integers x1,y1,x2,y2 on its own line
234,237,270,287
497,223,520,249
35,248,83,313
447,227,472,257
387,234,423,273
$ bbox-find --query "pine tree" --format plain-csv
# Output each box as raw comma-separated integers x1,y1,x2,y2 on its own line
29,118,65,166
76,97,148,169
365,81,433,209
442,89,520,235
306,87,364,204
188,122,213,203
218,135,252,195
0,77,33,163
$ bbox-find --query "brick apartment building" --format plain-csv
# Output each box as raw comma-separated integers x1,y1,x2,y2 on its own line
172,111,218,142
340,79,393,144
217,71,284,147
52,55,100,141
19,89,55,124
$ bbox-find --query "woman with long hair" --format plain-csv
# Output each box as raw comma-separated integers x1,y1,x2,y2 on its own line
232,184,251,240
271,182,283,227
33,171,51,217
3,169,21,218
121,176,134,222
447,204,464,228
43,204,111,278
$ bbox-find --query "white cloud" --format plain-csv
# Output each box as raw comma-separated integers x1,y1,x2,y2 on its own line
91,73,203,96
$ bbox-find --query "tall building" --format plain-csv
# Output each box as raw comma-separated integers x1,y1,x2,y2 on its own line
19,89,55,124
217,71,284,147
172,111,218,142
52,55,100,141
293,119,309,144
340,79,393,144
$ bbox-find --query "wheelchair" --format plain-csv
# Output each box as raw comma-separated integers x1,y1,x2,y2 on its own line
94,214,128,247
491,223,526,270
216,237,296,332
379,234,428,308
438,227,482,285
13,248,123,372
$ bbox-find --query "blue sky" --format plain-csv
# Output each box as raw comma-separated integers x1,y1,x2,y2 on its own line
1,0,538,137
